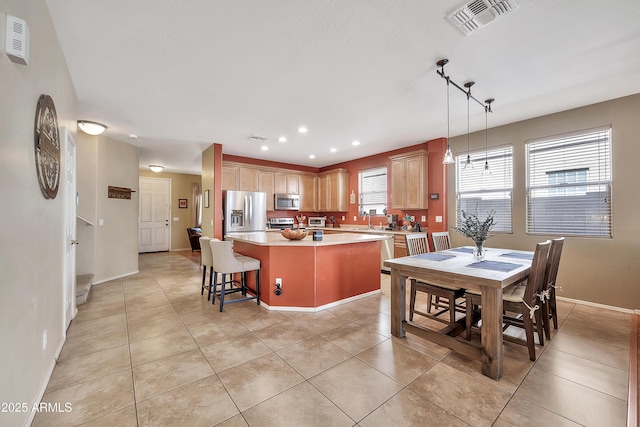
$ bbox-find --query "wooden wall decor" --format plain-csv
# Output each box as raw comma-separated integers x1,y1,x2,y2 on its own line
34,94,61,199
108,186,135,199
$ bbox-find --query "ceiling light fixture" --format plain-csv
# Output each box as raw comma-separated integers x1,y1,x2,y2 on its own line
298,127,308,134
261,145,269,151
330,148,337,153
278,136,287,142
308,154,316,159
436,59,495,170
149,165,164,173
352,140,360,146
483,98,494,175
463,81,474,170
128,133,138,139
77,120,107,135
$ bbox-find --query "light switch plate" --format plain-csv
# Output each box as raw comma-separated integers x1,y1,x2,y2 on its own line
173,217,179,221
421,215,426,222
435,216,443,223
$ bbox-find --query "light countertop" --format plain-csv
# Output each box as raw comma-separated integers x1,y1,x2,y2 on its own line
226,231,391,246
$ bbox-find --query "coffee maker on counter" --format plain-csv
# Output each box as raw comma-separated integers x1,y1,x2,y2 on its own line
386,214,398,230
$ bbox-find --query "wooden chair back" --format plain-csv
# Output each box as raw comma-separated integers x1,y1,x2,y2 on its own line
543,237,565,292
431,231,451,251
405,233,430,255
523,240,551,306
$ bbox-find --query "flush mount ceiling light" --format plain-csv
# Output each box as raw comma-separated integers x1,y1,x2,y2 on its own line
149,165,164,173
77,120,107,135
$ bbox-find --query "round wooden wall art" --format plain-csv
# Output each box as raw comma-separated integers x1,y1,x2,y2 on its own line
34,94,61,199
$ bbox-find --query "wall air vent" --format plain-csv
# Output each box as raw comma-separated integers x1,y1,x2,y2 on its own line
448,0,519,36
5,15,30,65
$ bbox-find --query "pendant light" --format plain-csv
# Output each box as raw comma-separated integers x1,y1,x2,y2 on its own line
463,81,474,170
440,59,454,164
483,98,494,175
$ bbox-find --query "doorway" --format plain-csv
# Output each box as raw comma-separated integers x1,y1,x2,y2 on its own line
139,177,171,252
62,127,77,331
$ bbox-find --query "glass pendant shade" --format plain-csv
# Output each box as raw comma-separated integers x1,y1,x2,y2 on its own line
483,160,491,174
442,146,454,164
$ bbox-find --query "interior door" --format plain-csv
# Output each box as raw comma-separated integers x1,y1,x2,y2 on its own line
62,127,77,331
139,177,171,252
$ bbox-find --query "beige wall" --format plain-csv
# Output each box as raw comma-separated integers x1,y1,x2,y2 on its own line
447,94,640,310
139,169,202,250
0,1,78,425
201,145,215,237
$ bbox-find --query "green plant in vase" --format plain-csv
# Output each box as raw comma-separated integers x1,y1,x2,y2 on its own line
453,208,496,259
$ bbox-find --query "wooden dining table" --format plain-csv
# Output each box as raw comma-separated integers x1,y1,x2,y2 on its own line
384,246,534,380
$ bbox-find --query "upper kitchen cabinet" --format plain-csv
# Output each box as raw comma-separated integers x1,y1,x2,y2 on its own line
239,167,259,192
299,173,317,211
222,165,238,190
258,170,275,211
389,150,428,209
317,168,348,212
274,172,299,195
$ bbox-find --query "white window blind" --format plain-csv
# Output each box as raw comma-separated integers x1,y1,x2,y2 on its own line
526,126,612,237
358,166,387,215
456,146,513,233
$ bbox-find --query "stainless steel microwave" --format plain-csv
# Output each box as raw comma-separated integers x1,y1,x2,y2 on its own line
274,193,300,211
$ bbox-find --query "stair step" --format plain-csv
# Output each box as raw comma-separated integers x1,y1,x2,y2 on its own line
76,274,94,305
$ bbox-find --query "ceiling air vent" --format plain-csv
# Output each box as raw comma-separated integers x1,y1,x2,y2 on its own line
249,135,268,142
448,0,519,36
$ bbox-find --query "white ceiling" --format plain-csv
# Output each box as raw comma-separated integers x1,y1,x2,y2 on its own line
45,0,640,175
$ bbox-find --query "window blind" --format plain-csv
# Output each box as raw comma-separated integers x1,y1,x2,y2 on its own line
526,126,612,237
358,166,387,215
456,146,513,233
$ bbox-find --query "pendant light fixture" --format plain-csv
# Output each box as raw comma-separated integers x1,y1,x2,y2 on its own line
436,59,495,169
439,61,454,164
483,98,494,175
463,81,474,170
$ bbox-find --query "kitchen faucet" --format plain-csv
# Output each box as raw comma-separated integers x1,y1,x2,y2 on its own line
363,213,372,229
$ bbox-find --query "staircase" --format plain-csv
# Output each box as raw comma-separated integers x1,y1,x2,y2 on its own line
76,274,94,305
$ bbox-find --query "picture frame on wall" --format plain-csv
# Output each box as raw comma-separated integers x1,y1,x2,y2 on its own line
178,198,187,208
204,190,210,208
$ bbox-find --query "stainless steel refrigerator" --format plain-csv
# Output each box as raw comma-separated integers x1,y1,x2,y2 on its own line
223,190,267,235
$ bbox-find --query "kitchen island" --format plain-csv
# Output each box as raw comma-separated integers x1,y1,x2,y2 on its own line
225,232,390,311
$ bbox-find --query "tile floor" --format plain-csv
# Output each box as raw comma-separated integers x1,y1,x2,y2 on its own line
33,251,630,426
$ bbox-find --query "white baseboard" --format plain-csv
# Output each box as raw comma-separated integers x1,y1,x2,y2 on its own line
261,289,382,312
557,295,635,314
25,337,66,427
92,270,140,285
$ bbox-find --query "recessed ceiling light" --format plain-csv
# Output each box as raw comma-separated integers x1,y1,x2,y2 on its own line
352,140,360,146
128,134,138,139
278,136,287,142
308,154,316,159
261,145,269,151
330,148,337,153
298,127,308,134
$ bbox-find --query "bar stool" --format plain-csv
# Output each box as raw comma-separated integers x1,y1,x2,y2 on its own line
209,240,260,312
199,236,214,299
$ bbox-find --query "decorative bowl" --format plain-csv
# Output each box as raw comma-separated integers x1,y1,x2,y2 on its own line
281,229,308,240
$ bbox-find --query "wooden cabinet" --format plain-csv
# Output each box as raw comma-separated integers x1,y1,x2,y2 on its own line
317,169,348,212
389,150,429,209
299,173,317,212
222,165,238,190
274,172,299,194
258,171,275,211
393,234,408,258
238,167,259,192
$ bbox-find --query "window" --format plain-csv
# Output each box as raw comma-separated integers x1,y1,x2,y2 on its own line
526,126,612,237
456,146,513,233
358,166,387,215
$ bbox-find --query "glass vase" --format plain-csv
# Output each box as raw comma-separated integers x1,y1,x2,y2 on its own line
473,241,486,260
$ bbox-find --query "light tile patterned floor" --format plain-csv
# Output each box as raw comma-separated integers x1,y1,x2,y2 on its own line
33,251,630,426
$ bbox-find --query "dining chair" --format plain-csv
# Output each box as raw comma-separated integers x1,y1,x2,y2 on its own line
209,240,261,312
405,233,465,325
431,231,451,252
540,237,565,340
465,240,551,361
